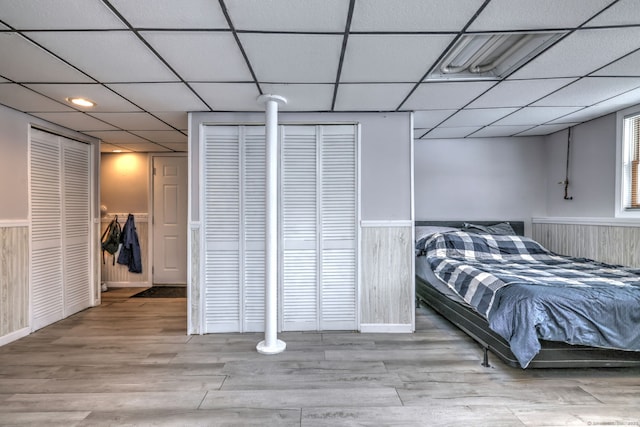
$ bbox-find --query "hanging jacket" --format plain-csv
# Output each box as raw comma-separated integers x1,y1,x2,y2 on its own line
117,213,142,274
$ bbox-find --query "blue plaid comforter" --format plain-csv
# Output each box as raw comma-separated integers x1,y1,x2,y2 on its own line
421,231,640,367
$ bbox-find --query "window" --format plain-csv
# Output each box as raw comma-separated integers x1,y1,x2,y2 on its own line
617,108,640,217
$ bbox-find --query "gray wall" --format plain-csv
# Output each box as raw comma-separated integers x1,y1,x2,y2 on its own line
0,107,30,219
0,104,99,220
414,136,547,233
189,111,413,222
544,114,616,218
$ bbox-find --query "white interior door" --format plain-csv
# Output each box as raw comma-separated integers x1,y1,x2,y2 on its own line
153,156,188,285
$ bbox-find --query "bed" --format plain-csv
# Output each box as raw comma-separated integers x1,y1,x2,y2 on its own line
415,220,640,369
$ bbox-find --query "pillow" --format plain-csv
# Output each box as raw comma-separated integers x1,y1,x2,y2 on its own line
415,225,459,254
415,225,459,242
462,221,516,236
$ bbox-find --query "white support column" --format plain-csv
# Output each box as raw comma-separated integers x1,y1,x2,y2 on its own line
256,94,287,355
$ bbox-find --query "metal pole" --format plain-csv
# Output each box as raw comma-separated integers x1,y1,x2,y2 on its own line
256,94,286,355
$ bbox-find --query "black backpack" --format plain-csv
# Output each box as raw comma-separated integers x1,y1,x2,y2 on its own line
101,216,122,265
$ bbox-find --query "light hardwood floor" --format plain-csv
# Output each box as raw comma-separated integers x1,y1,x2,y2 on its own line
1,288,639,426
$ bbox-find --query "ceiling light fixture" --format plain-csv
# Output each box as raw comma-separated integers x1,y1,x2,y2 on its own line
66,97,96,108
428,31,566,81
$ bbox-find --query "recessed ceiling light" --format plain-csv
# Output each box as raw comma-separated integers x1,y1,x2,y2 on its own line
112,149,123,153
66,97,96,108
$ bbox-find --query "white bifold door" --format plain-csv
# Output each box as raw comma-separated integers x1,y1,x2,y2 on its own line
30,129,92,331
202,124,358,333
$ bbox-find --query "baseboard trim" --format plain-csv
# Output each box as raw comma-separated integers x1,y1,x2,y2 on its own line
0,327,30,346
360,323,413,333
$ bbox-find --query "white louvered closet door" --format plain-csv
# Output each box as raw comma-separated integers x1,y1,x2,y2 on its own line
280,125,358,331
31,130,64,331
281,126,319,331
242,127,266,332
61,139,92,316
30,129,92,331
319,125,357,330
202,126,266,333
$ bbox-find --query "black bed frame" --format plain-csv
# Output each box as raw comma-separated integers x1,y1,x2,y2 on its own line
415,220,640,369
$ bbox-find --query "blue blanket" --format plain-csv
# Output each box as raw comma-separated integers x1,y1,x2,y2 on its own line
421,231,640,368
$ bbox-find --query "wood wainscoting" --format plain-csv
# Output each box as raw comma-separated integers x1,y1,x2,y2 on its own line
360,222,414,332
532,219,640,268
0,224,29,344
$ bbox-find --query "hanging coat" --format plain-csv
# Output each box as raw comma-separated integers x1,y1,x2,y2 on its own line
117,214,142,273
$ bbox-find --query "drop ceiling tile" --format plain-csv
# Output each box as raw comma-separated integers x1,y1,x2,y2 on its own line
141,32,252,81
492,106,583,126
190,83,261,111
160,142,188,152
26,31,178,82
89,112,173,131
593,49,640,77
334,83,414,111
239,33,342,83
107,83,209,112
469,78,575,108
585,0,640,27
422,126,483,139
471,125,535,138
100,142,131,153
109,0,228,29
517,123,579,136
25,84,141,112
413,110,457,128
413,128,430,138
85,130,150,144
340,35,454,83
0,84,73,112
533,77,640,107
116,142,172,152
351,0,485,31
260,84,333,111
0,33,93,83
130,130,187,143
402,81,496,110
511,27,640,79
468,0,611,31
226,0,349,32
440,108,519,127
32,112,119,131
549,87,640,124
153,112,188,130
0,0,125,30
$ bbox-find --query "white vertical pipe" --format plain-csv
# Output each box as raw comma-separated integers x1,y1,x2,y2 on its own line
256,94,286,355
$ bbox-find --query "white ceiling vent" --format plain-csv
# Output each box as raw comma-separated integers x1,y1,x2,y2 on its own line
428,32,566,81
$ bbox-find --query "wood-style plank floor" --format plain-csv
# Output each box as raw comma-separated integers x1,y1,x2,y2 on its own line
1,288,639,426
